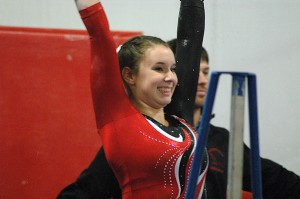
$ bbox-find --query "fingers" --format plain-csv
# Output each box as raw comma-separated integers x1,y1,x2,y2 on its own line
75,0,98,11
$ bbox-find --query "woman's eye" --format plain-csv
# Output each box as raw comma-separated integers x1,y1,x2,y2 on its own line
154,67,163,72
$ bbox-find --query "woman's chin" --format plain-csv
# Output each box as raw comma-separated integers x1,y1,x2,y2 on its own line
161,98,172,107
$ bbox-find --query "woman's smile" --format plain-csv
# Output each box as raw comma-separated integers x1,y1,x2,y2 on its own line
158,86,173,96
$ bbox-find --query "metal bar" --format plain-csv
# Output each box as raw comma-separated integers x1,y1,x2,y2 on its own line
185,72,220,199
227,74,246,199
248,75,263,199
185,71,263,199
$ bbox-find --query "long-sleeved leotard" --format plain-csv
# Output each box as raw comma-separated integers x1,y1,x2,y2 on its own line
80,2,207,199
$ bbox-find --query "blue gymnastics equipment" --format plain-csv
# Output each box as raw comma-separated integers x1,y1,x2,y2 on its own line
185,71,263,199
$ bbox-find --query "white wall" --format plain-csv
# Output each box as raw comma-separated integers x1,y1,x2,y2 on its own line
1,0,299,174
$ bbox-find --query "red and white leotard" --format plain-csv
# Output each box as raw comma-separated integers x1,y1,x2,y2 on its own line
80,3,208,199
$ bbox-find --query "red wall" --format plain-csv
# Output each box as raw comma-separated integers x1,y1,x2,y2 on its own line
0,26,142,199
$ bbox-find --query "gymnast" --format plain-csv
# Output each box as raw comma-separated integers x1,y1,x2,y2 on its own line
71,0,206,198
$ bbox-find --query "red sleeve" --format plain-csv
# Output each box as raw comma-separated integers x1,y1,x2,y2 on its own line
80,3,136,129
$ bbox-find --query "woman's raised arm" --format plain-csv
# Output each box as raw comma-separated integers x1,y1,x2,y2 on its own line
75,0,132,128
165,0,205,126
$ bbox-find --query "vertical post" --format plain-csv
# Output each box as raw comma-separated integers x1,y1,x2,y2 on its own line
185,72,220,199
227,75,246,199
248,75,263,199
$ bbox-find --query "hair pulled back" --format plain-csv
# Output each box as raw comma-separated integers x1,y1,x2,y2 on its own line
118,35,170,73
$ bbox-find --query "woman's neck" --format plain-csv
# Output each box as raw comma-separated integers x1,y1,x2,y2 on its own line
142,108,167,126
131,99,167,126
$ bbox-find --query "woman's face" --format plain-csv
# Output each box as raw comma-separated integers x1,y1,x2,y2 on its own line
130,45,177,109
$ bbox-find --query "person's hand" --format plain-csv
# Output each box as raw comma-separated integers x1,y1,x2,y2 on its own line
75,0,98,11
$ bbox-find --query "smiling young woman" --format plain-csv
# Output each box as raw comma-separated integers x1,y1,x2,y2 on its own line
59,0,206,198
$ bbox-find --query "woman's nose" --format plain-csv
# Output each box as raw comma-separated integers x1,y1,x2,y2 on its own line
165,70,176,81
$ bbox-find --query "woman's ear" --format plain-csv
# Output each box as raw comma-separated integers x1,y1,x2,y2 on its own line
122,67,136,85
